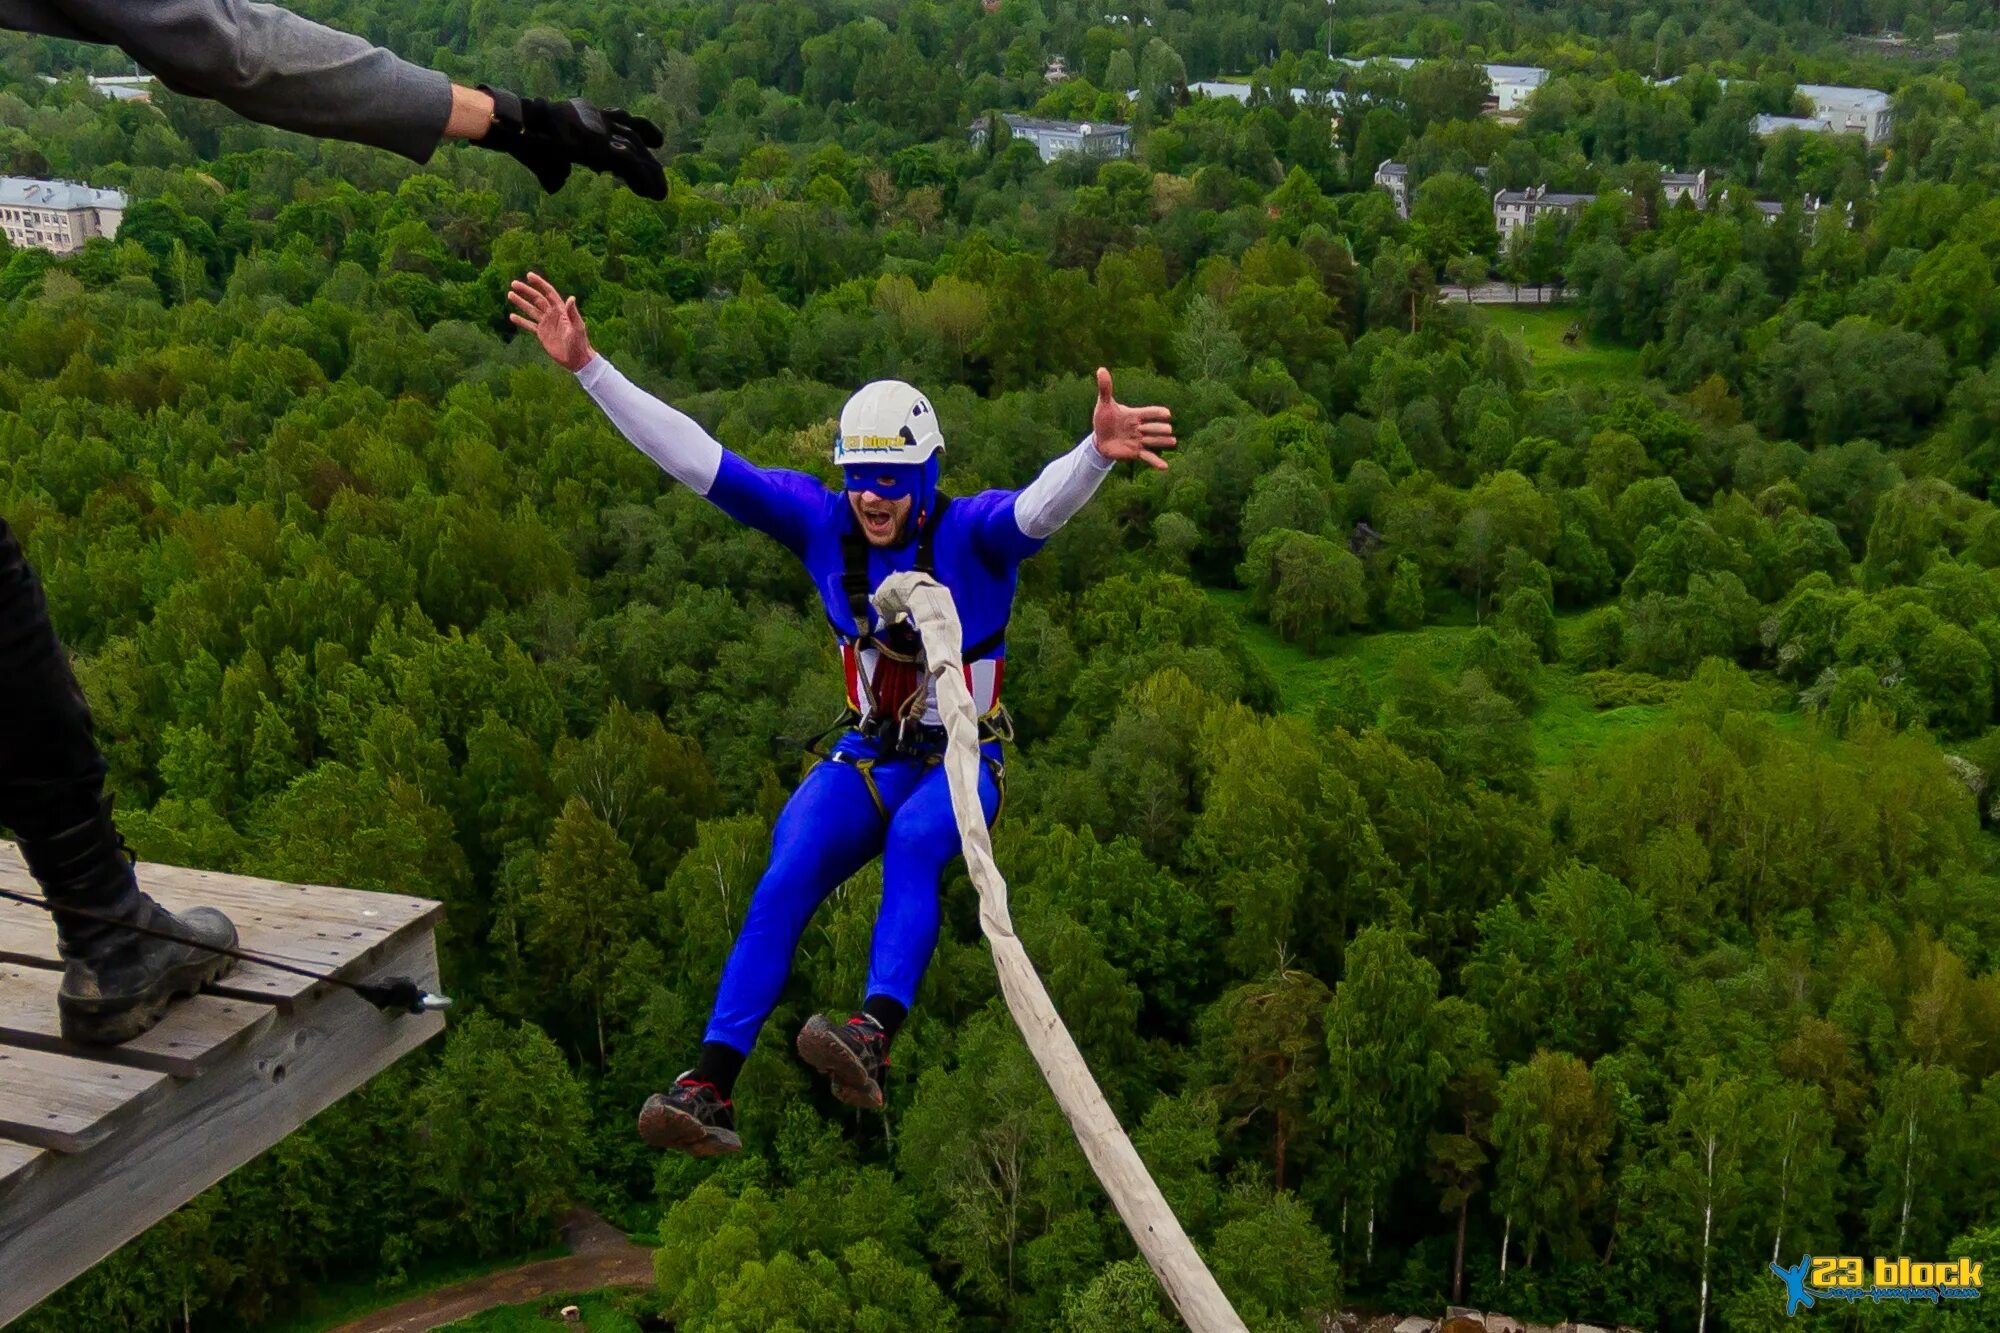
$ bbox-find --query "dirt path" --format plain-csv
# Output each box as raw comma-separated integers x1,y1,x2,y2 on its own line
328,1209,654,1333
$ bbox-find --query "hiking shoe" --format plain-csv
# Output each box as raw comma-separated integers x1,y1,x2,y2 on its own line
23,801,238,1046
637,1075,741,1157
796,1013,889,1110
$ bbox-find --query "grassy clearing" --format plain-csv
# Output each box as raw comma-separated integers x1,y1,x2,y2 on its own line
441,1290,657,1332
1210,589,1682,767
1530,672,1671,767
1211,588,1470,705
1474,304,1643,390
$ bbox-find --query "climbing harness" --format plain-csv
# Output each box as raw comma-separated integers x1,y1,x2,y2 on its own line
840,493,1011,663
0,887,452,1015
831,494,1010,749
792,490,1017,818
825,740,1008,824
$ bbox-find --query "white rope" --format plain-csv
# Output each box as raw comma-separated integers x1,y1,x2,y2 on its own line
872,571,1248,1333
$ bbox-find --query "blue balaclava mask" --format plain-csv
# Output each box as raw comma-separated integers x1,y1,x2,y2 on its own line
841,456,939,521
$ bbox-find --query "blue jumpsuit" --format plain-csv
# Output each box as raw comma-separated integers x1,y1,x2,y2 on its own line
698,452,1040,1053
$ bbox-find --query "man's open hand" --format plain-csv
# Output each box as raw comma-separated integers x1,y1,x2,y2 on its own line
507,271,593,372
1090,368,1176,471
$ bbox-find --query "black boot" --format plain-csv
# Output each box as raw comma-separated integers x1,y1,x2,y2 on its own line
637,1074,741,1157
21,802,238,1046
796,1013,890,1110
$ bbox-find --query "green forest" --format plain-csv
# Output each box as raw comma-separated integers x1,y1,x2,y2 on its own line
12,0,2000,1330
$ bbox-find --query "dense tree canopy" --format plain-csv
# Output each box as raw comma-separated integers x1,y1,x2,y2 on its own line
11,1,2000,1330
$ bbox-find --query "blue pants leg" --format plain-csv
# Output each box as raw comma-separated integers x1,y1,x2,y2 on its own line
703,759,884,1052
865,750,1002,1009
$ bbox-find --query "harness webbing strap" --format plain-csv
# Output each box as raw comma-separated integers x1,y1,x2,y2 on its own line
833,493,1012,736
962,626,1007,662
839,528,872,637
834,494,1010,661
840,494,953,639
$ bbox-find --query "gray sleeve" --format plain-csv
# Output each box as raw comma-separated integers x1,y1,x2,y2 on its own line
1012,434,1116,539
576,354,724,495
0,1,93,40
17,0,453,162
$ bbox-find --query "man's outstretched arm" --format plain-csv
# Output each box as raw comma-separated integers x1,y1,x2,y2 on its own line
575,354,725,496
976,368,1177,559
1012,432,1117,540
12,0,454,161
509,273,823,551
6,0,665,194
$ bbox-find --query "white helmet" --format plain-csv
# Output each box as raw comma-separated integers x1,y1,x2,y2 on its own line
834,380,945,467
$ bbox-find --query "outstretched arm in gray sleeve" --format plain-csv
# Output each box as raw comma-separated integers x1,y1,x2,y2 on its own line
8,0,455,162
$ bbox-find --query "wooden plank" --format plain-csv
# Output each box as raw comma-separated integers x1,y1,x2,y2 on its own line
0,846,438,940
0,869,438,1011
0,1140,43,1196
197,909,445,1009
0,903,48,967
0,964,277,1079
0,896,349,1006
0,1044,170,1153
132,863,438,934
0,927,446,1324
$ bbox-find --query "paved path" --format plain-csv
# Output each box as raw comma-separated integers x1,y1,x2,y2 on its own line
328,1210,654,1333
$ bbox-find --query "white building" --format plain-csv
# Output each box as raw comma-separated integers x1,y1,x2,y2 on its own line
1188,80,1253,102
1374,159,1409,218
1187,80,1339,107
1752,85,1893,143
1754,112,1834,137
1795,84,1893,143
969,114,1132,162
1493,184,1596,237
1659,74,1894,144
1661,169,1708,209
1483,64,1549,113
42,73,154,103
1336,57,1548,114
0,177,126,254
1750,196,1852,230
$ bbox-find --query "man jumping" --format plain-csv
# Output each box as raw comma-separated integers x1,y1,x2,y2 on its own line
508,271,1175,1155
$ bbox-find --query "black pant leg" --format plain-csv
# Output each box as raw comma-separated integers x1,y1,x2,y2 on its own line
0,512,110,864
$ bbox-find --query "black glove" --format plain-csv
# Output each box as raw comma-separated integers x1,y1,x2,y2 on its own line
475,86,667,200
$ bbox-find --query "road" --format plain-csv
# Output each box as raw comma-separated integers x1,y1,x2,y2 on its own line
328,1210,654,1333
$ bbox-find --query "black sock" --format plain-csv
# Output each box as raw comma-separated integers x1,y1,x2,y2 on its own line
862,994,908,1042
691,1041,746,1101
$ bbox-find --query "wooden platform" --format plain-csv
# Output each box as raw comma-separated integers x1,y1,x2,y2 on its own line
0,844,446,1325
